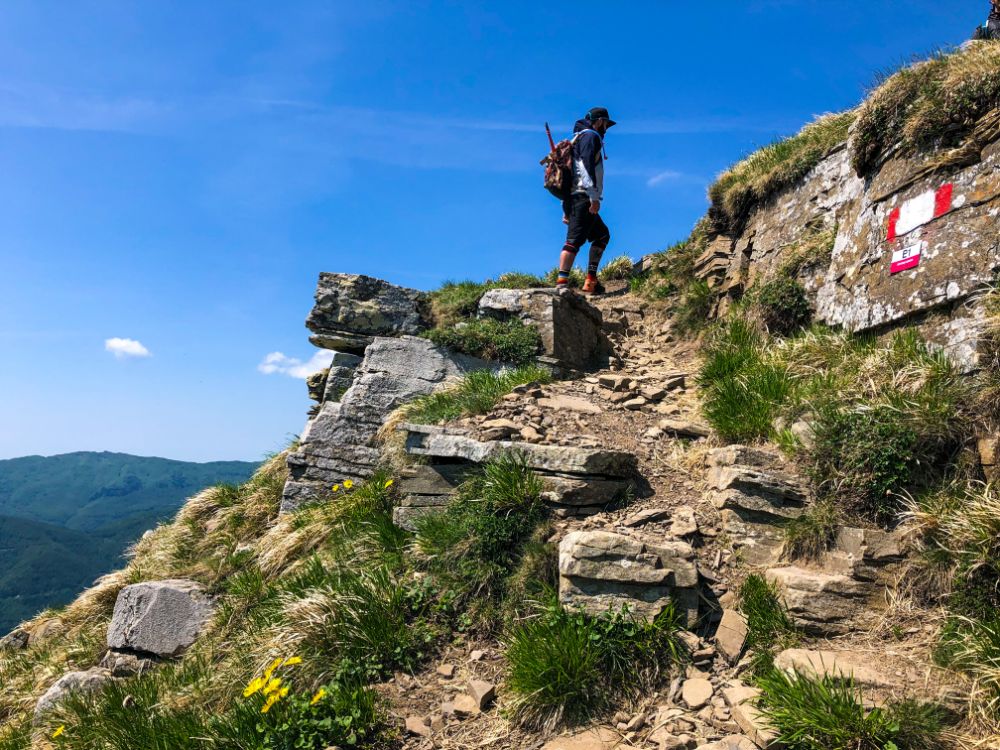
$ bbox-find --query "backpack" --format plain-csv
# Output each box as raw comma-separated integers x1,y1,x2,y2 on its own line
540,135,578,200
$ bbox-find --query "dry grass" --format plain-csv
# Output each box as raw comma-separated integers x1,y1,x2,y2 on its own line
708,111,855,233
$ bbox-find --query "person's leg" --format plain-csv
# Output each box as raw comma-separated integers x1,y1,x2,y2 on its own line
558,196,590,287
583,218,610,294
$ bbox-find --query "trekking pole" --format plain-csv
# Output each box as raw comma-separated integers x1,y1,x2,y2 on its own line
545,122,556,152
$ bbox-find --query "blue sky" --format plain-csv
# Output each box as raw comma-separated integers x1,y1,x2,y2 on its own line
0,1,987,462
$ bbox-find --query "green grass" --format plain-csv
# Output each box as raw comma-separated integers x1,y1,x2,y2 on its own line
422,318,541,365
852,43,1000,175
708,111,855,233
782,500,840,561
428,274,550,327
754,277,812,337
399,365,552,425
739,574,799,676
542,267,587,288
505,599,685,730
756,668,947,750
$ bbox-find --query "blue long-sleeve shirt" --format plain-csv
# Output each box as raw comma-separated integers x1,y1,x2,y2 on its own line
571,118,604,202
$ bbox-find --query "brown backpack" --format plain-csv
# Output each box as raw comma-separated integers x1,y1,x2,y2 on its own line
540,135,578,200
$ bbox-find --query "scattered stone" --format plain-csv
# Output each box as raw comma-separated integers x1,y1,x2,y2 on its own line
682,678,714,709
469,649,485,661
34,669,112,723
722,683,778,748
405,715,431,737
623,397,647,410
598,374,632,391
774,648,900,689
658,419,711,439
107,580,215,658
715,609,749,664
541,727,636,750
436,663,456,678
467,679,496,710
538,395,603,414
696,737,758,750
453,694,480,717
623,507,672,527
100,649,157,677
670,507,699,537
641,386,667,402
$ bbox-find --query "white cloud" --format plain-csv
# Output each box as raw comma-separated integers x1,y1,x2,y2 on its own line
646,170,683,187
105,337,151,359
258,350,335,379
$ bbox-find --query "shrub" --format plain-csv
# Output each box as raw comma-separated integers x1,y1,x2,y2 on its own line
399,365,552,425
598,254,634,281
505,600,684,729
782,500,840,561
756,668,947,750
755,277,812,337
853,44,1000,175
709,112,855,233
422,318,541,365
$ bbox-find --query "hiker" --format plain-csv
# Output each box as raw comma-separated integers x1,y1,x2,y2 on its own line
974,0,1000,39
555,107,617,294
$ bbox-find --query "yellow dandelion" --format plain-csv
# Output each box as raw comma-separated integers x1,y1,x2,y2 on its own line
310,688,327,705
332,484,340,493
384,479,394,489
343,479,354,489
262,677,283,696
243,676,266,698
52,725,65,739
282,656,302,667
261,686,290,713
262,657,284,681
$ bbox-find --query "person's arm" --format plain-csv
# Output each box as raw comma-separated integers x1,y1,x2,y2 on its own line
574,131,602,210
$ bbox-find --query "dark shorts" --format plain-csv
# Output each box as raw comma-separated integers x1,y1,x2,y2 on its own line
563,193,610,249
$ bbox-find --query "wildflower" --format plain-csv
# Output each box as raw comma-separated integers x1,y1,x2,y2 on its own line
262,677,283,696
384,479,394,489
344,479,354,489
282,656,302,667
310,688,327,705
332,484,340,493
261,686,290,713
52,725,65,739
262,657,284,681
243,676,266,698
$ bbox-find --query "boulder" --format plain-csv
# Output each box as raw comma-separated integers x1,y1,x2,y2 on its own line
282,337,497,511
765,566,871,636
34,669,111,722
306,273,430,353
107,580,214,657
478,287,610,370
559,531,699,625
0,628,29,651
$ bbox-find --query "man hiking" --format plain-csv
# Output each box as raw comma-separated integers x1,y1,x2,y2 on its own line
555,107,616,294
974,0,1000,39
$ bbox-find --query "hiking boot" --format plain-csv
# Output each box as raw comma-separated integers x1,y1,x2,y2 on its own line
582,274,605,295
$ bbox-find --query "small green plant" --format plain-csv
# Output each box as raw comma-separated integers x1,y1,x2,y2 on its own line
400,365,552,425
598,254,635,281
782,500,840,560
505,600,684,729
423,318,541,365
739,574,799,675
674,279,715,334
756,668,947,750
429,280,494,327
755,277,812,337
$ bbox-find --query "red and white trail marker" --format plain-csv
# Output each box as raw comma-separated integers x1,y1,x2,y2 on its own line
886,183,953,274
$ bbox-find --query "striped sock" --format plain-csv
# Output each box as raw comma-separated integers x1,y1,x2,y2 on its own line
556,271,570,285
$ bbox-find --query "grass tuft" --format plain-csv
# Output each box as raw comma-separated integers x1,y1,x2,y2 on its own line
782,500,840,561
422,318,541,365
598,254,635,281
754,277,812,337
739,574,799,676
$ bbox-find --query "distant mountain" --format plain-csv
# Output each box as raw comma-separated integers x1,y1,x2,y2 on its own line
0,452,258,633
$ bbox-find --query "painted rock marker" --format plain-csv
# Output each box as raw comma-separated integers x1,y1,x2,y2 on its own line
886,183,953,275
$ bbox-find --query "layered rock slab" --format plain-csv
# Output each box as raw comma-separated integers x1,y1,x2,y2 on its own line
306,273,430,353
478,287,610,370
282,338,496,511
559,530,699,626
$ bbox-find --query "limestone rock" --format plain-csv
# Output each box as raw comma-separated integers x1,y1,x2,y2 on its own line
306,273,430,353
0,628,29,652
107,580,214,657
34,669,111,722
282,337,497,510
682,678,714,709
467,679,496,710
707,465,807,503
100,649,157,677
321,351,363,402
658,419,710,439
623,507,671,527
722,683,777,749
559,531,699,625
774,648,900,689
670,507,699,537
715,609,749,664
405,715,431,736
765,566,870,636
537,395,603,414
541,727,636,750
478,288,610,370
696,737,758,750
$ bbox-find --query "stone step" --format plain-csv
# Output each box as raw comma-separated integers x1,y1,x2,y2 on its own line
401,423,637,477
764,566,872,637
773,648,900,691
558,530,699,626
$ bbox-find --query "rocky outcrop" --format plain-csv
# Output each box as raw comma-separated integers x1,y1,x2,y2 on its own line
34,669,111,722
702,135,1000,369
107,580,214,658
478,288,610,370
306,273,431,353
764,566,872,636
774,648,899,690
282,338,497,511
558,530,700,626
